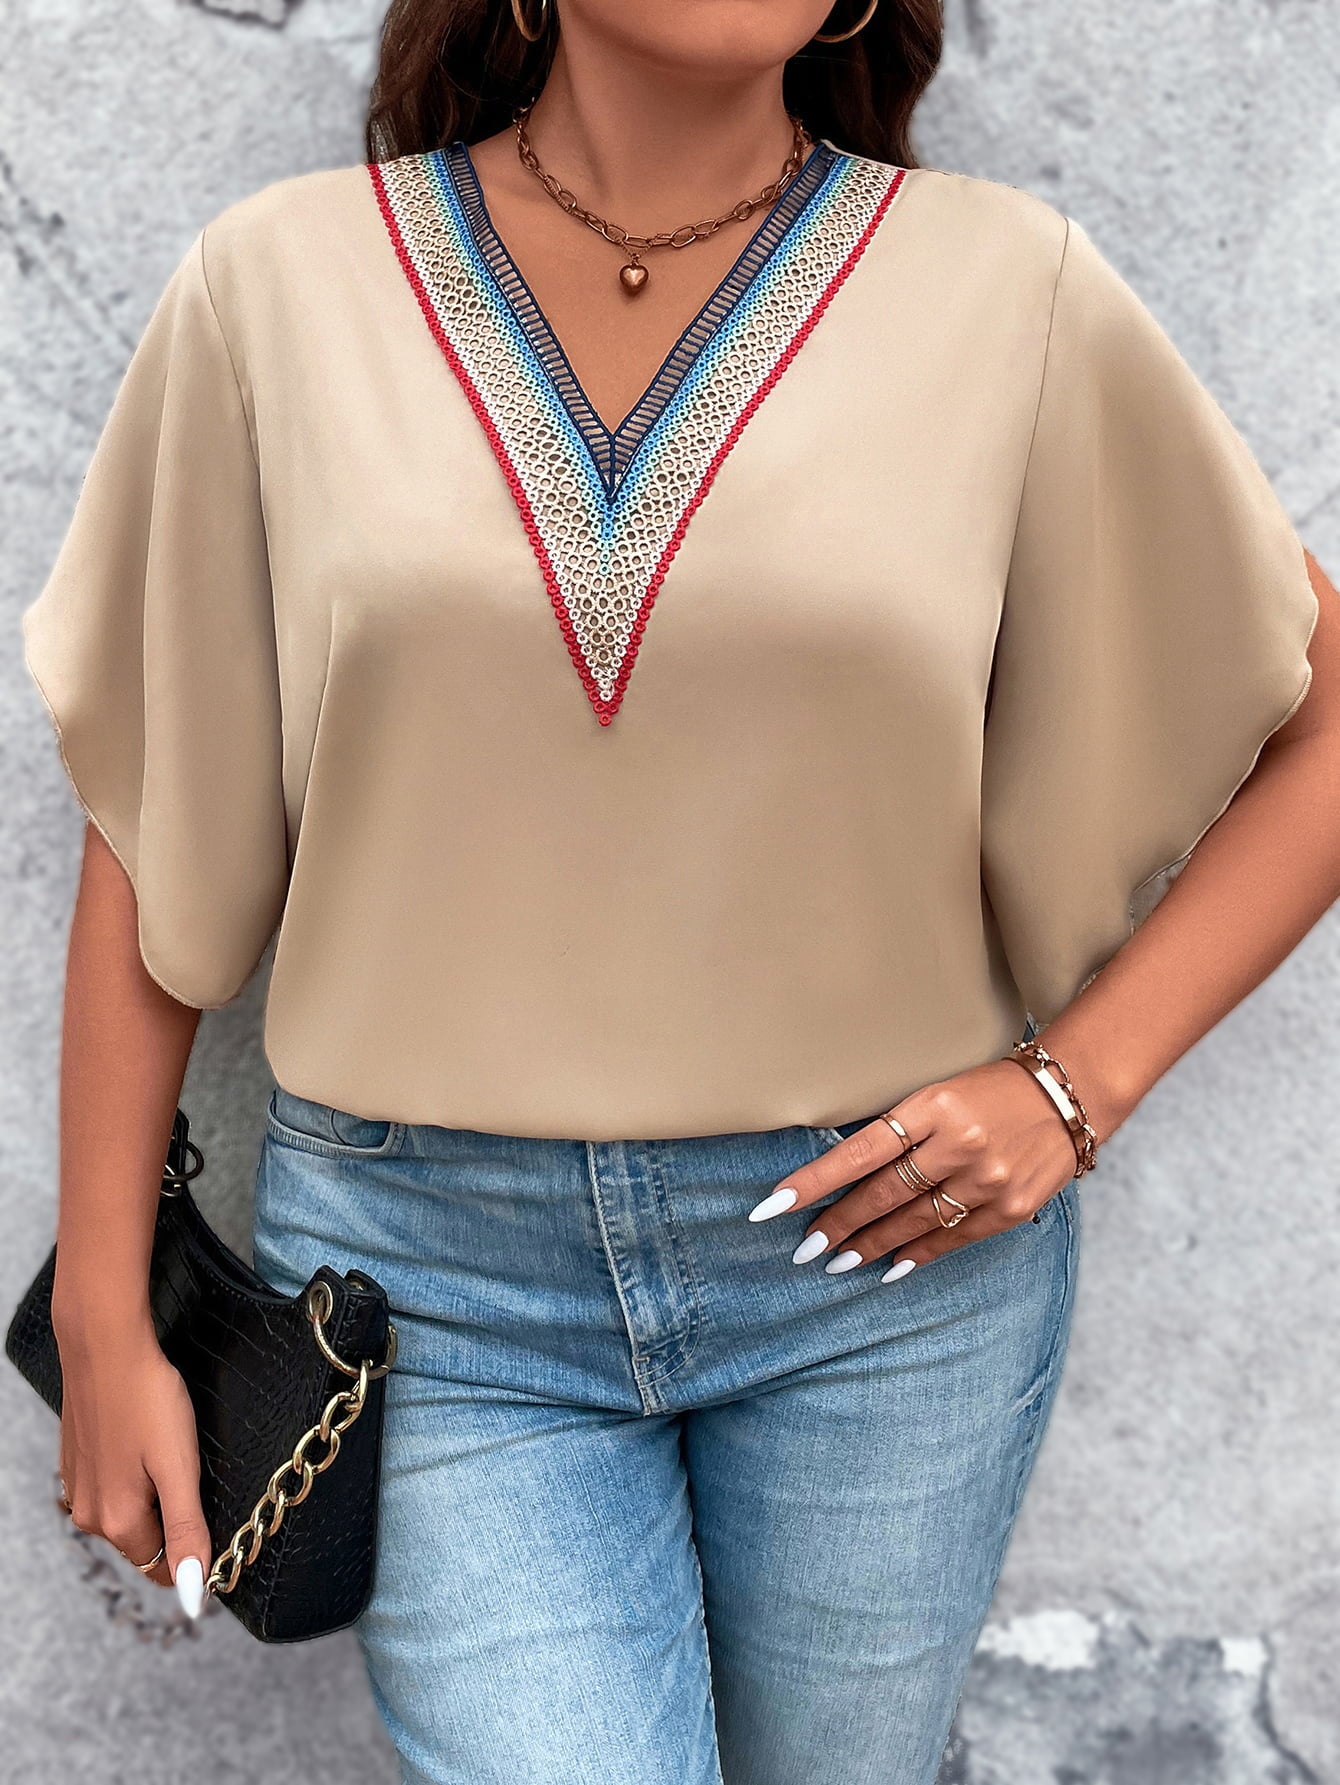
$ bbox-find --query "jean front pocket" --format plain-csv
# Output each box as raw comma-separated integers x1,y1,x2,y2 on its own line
266,1084,407,1161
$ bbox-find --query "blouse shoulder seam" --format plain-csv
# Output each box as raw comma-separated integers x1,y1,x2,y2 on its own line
196,223,262,472
1004,212,1073,571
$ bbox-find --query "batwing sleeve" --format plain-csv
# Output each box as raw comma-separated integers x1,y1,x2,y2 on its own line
981,215,1319,1029
21,226,288,1009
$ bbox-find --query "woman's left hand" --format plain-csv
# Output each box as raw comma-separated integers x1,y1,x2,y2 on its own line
748,1058,1081,1280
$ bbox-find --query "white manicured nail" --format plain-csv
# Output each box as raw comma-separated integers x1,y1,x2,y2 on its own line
749,1188,798,1222
174,1556,205,1620
882,1259,917,1283
792,1230,829,1265
825,1249,863,1274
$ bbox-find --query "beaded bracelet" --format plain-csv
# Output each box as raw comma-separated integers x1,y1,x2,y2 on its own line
1006,1040,1099,1178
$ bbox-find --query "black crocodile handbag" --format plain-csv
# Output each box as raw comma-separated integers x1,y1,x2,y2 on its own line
4,1108,396,1643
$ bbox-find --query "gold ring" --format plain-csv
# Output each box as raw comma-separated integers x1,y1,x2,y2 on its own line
895,1150,939,1193
893,1154,938,1195
880,1113,912,1148
128,1542,167,1575
931,1190,969,1230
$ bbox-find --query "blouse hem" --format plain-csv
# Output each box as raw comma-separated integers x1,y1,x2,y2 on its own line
24,631,235,1014
1064,589,1319,1016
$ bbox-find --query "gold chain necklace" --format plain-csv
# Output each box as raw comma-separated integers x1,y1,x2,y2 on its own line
511,104,814,296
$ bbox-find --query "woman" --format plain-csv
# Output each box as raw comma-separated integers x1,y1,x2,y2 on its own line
27,1,1338,1780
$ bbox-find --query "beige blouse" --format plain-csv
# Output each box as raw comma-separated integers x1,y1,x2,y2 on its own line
21,138,1318,1140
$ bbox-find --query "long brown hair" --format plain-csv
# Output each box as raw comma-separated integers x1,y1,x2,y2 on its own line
366,1,943,169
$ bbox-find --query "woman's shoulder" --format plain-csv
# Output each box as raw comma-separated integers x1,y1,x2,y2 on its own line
199,160,376,262
842,150,1071,276
189,159,396,340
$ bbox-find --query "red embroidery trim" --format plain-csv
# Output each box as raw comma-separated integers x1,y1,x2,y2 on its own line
370,159,906,726
370,161,610,719
603,164,908,722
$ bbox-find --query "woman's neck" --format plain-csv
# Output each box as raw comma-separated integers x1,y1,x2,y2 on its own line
498,33,800,230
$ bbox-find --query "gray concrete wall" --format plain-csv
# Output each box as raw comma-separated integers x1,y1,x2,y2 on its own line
3,2,1337,1779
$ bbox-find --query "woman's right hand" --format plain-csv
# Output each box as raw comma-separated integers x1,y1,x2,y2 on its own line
51,825,212,1617
53,1305,212,1617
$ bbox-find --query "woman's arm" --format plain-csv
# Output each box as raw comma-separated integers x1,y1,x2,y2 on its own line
49,821,212,1612
750,551,1340,1276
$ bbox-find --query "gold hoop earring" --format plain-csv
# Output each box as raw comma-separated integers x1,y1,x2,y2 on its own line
510,0,548,43
814,0,878,43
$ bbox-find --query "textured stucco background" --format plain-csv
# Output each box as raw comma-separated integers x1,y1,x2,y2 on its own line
2,2,1338,1780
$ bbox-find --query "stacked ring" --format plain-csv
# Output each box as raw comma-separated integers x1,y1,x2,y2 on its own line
889,1148,967,1227
892,1150,938,1194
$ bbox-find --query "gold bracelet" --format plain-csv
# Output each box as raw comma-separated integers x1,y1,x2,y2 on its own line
1006,1040,1099,1177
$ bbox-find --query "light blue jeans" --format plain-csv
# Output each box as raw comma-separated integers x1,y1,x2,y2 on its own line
251,1085,1080,1785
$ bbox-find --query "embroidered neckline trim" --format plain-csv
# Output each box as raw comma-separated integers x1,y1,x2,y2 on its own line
440,136,841,501
370,145,909,724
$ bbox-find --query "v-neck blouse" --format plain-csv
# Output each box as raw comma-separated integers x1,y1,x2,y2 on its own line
21,141,1318,1140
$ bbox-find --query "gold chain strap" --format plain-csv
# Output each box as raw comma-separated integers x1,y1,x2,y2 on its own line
205,1279,397,1601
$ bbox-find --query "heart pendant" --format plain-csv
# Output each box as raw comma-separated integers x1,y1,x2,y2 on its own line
619,262,649,295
